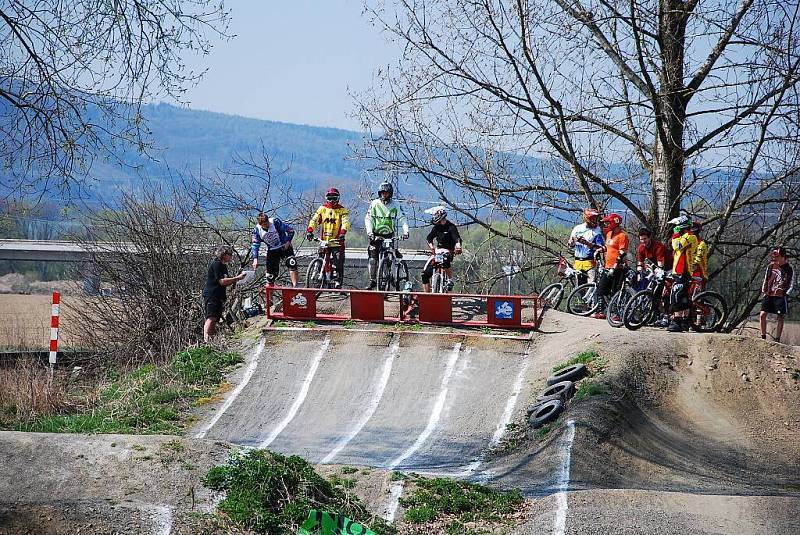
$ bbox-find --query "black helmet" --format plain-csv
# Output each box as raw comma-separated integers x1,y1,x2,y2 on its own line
378,181,393,200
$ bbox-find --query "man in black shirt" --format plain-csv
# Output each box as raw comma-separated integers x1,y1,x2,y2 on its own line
422,207,462,292
203,246,246,342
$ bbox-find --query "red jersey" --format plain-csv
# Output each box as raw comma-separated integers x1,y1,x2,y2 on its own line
636,240,671,269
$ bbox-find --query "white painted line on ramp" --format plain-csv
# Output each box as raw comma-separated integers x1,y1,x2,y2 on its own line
388,341,463,469
463,345,532,476
150,505,172,535
321,334,400,464
260,334,331,449
194,339,266,439
384,479,405,522
552,419,576,535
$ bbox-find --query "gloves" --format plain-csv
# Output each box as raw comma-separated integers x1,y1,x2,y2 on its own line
337,230,347,239
306,232,314,241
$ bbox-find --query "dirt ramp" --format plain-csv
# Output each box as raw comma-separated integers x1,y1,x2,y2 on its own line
570,333,800,495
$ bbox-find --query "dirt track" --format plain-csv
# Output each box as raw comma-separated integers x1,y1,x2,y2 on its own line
1,310,799,534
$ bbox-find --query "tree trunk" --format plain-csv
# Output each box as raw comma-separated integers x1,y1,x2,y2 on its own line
649,0,688,238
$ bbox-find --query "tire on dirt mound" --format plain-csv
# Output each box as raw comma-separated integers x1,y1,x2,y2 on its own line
526,394,563,417
528,399,564,428
539,380,575,401
547,363,588,385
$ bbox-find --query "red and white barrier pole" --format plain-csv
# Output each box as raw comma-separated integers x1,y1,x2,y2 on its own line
49,291,60,367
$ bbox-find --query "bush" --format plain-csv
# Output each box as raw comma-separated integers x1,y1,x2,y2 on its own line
204,449,396,535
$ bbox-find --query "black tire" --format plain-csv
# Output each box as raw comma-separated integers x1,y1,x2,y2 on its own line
606,287,636,328
394,260,409,291
539,380,575,401
566,282,600,316
547,363,588,386
539,282,565,310
528,399,564,428
305,258,324,289
377,256,393,292
526,394,564,418
623,290,655,331
690,291,728,333
431,271,444,294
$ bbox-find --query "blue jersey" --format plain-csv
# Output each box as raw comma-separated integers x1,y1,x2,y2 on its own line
569,223,604,259
251,217,295,256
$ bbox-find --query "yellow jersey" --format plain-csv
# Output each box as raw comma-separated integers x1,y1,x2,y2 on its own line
307,203,351,241
671,232,698,275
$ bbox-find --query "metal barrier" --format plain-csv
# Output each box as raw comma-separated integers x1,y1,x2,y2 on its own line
264,286,543,330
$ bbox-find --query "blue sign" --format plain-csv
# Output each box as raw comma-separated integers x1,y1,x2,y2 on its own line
495,300,514,319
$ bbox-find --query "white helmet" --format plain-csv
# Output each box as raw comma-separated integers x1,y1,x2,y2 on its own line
431,207,447,224
667,214,692,232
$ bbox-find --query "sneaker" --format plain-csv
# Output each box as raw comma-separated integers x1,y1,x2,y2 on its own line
332,281,342,289
666,320,684,333
655,317,670,328
445,280,454,291
591,312,606,320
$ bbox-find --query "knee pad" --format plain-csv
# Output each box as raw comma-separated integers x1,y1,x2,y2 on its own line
670,283,689,308
286,256,298,271
266,272,277,283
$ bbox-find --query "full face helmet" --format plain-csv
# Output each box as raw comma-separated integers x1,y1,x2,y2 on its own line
582,207,600,227
431,207,447,224
325,187,340,203
601,213,622,232
667,214,692,234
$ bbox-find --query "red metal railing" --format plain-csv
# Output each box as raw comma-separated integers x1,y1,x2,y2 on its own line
264,286,543,330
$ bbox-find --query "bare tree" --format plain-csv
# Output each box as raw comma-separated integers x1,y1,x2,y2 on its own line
0,0,230,197
356,0,800,322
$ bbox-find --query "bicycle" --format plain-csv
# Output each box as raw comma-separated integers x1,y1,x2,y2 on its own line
564,251,606,316
428,248,454,294
622,261,667,330
305,238,343,289
605,266,639,328
376,236,409,291
538,255,584,310
623,273,728,332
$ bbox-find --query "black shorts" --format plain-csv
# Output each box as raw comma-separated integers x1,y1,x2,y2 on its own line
266,245,298,282
204,296,224,319
761,296,788,316
670,272,691,312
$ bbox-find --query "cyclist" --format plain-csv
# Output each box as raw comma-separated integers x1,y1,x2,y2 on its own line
666,214,698,332
692,222,708,292
251,211,299,287
636,227,671,285
760,246,794,342
364,182,409,290
567,208,604,285
306,187,350,288
591,212,629,319
421,207,462,292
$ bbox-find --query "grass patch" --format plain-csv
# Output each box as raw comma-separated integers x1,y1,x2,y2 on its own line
204,449,396,535
342,319,356,329
400,475,524,526
535,424,552,439
9,346,242,434
552,349,606,377
574,381,610,400
302,321,317,328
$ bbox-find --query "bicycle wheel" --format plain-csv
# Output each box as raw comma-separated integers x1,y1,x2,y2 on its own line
431,271,444,294
690,291,728,333
538,282,565,310
623,290,655,331
377,256,393,291
607,287,635,328
394,260,409,291
566,283,599,316
305,258,324,288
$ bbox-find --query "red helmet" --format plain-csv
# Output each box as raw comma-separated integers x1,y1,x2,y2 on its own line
601,213,622,231
582,207,600,225
325,188,340,203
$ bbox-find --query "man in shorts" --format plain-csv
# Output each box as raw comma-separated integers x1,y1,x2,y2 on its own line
760,246,794,342
203,246,246,342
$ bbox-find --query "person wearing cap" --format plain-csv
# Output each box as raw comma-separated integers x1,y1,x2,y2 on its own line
203,245,247,342
666,214,698,332
364,181,409,290
591,212,629,320
567,208,605,285
760,246,794,342
306,187,351,288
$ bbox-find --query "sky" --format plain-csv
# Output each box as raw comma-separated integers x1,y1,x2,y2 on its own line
179,1,398,131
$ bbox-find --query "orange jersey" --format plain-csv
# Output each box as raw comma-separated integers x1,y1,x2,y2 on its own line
604,230,629,269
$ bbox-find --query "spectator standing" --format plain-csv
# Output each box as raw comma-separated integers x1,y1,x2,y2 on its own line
760,246,794,342
251,212,299,287
203,246,246,342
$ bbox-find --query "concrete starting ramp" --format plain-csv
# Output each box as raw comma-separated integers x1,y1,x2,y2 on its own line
197,329,534,475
